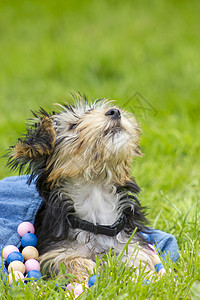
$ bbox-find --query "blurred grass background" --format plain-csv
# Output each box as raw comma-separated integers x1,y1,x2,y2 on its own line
0,0,199,225
0,1,199,296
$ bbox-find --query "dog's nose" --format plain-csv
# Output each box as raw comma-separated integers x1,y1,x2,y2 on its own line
105,108,121,120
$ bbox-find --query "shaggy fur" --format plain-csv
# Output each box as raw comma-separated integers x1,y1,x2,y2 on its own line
8,94,164,282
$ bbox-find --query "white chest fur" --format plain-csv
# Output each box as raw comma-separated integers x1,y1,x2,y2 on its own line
61,179,129,255
68,181,120,225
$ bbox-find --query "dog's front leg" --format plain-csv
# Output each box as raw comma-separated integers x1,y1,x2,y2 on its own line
148,245,166,277
60,256,96,282
39,247,96,282
123,243,166,277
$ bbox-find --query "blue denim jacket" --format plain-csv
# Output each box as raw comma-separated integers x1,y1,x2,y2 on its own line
0,176,179,275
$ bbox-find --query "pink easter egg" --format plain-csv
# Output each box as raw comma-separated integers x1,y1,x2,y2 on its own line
158,268,166,277
25,259,40,273
74,283,83,296
17,222,35,237
66,283,73,292
8,271,24,286
3,245,19,260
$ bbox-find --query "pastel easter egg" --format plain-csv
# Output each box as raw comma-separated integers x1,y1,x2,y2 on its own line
21,233,37,248
17,222,35,237
26,270,42,280
3,245,19,260
8,261,25,274
22,246,39,261
7,252,24,265
154,263,164,273
8,271,24,286
66,283,73,292
88,275,97,287
25,259,40,273
74,283,83,296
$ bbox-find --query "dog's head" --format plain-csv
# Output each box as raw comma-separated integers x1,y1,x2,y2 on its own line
8,95,142,187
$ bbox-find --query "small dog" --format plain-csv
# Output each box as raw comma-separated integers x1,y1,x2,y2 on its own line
8,94,164,281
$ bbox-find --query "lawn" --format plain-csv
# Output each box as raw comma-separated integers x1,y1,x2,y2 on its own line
0,0,199,299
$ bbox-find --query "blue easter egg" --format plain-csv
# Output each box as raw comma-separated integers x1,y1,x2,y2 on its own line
55,283,67,290
142,279,152,286
7,251,24,264
154,263,164,273
88,275,97,287
26,270,42,280
21,233,37,248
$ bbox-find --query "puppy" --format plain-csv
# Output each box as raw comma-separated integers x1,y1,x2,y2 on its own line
8,94,164,281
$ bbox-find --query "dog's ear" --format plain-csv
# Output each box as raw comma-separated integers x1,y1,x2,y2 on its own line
7,110,56,174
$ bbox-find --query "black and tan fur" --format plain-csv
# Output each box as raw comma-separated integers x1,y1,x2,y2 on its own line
7,94,164,282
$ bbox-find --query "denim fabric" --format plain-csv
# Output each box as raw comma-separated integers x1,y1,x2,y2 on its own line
0,176,42,275
0,175,179,276
140,231,179,262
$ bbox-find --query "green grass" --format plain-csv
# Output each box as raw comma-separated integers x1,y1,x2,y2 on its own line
0,0,199,298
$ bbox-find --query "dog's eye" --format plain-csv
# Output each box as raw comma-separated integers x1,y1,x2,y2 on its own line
69,123,77,130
